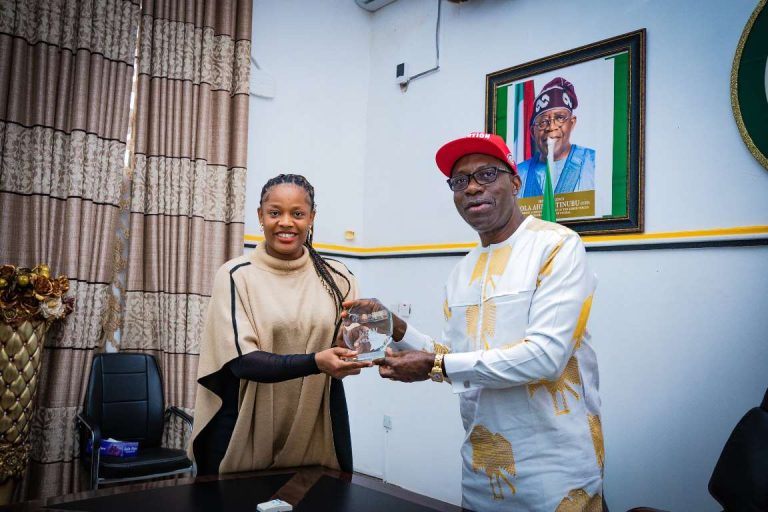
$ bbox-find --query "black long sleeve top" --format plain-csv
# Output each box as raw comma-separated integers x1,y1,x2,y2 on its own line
194,350,322,475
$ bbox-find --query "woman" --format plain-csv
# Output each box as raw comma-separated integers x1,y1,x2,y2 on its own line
190,174,370,476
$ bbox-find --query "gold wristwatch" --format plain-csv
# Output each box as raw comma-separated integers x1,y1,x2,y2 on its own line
429,353,446,383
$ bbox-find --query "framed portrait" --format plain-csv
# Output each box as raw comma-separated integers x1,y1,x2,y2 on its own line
486,29,645,235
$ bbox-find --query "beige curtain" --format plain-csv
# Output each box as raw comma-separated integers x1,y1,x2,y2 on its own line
121,0,251,428
0,0,140,499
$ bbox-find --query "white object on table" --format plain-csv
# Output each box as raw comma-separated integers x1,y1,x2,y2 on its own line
256,498,293,512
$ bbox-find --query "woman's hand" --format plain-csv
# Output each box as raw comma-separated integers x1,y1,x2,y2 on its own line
315,347,372,379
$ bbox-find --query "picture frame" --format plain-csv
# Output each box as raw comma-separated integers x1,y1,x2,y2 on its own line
485,29,645,235
731,0,768,170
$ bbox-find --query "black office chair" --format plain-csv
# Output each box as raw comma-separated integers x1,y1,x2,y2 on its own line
75,353,195,489
708,387,768,511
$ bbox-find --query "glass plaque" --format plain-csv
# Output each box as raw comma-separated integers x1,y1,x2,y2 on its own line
342,301,393,361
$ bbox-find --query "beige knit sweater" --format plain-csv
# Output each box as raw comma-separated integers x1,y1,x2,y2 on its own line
189,243,357,473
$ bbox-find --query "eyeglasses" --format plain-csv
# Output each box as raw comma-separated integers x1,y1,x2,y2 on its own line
446,166,515,192
532,113,572,130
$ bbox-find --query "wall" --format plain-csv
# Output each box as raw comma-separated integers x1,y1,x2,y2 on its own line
248,1,768,510
247,0,371,246
362,0,768,244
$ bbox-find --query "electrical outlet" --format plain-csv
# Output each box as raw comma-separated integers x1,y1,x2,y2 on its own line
394,303,411,319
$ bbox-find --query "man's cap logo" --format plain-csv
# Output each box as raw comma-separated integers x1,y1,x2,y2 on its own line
535,94,550,113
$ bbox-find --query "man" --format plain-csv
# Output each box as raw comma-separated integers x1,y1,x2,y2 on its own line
345,132,603,511
517,77,595,198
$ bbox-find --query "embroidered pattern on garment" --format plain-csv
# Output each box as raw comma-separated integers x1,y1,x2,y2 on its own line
469,252,488,287
537,238,565,288
498,338,526,350
469,425,516,501
572,294,594,349
465,301,496,350
483,245,512,297
528,355,582,415
555,488,603,512
525,217,571,234
433,341,450,355
588,414,605,470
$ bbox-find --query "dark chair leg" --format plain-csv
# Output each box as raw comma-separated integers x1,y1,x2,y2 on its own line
91,450,100,490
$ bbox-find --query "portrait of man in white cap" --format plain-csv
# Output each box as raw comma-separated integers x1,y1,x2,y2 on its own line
517,77,596,198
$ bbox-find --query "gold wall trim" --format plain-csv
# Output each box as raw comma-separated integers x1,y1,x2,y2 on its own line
580,225,768,243
244,225,768,256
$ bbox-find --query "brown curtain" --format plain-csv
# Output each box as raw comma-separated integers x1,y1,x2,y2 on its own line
120,0,251,430
0,0,140,499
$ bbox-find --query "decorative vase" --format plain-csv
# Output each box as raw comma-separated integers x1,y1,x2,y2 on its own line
0,264,73,504
0,319,48,504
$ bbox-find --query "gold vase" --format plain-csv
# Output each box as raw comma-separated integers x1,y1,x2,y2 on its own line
0,320,48,504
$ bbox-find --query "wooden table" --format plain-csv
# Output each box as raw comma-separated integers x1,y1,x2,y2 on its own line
0,466,468,512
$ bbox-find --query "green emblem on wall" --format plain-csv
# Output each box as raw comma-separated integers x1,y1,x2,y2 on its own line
732,0,768,169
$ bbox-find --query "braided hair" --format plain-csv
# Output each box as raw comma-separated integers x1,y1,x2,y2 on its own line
259,174,351,342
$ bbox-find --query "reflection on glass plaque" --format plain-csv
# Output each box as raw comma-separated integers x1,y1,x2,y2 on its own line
342,301,393,361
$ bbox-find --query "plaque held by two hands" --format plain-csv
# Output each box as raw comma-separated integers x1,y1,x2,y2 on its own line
341,299,393,361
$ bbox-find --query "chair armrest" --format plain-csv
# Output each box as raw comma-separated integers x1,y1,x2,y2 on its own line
75,413,102,450
75,413,102,489
166,406,193,433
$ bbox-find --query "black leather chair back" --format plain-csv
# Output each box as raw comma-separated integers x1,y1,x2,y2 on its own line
708,387,768,511
84,353,165,448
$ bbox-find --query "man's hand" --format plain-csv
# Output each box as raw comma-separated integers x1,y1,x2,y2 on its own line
374,347,434,383
315,347,372,379
341,298,384,318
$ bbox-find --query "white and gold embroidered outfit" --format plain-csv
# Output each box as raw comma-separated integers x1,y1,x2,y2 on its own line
397,216,603,511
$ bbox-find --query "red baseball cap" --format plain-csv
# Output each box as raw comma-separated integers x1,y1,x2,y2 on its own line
435,132,518,177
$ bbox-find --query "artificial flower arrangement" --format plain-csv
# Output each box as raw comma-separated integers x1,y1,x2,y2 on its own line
0,264,74,324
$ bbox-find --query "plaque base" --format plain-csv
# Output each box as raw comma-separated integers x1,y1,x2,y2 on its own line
356,349,386,361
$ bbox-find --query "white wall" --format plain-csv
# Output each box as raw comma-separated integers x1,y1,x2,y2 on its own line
248,1,768,510
588,246,768,510
347,255,465,504
247,0,371,246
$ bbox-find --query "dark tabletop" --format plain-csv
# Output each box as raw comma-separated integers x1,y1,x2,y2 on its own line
0,466,468,512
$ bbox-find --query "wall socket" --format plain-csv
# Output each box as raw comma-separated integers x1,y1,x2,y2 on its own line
391,303,411,319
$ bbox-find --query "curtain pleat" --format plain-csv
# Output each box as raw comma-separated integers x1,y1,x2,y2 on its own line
121,0,250,424
0,0,140,499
